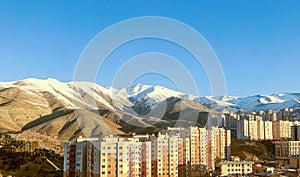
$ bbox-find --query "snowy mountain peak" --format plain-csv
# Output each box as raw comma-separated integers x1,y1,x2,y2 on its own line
1,78,300,113
127,83,153,96
127,84,182,103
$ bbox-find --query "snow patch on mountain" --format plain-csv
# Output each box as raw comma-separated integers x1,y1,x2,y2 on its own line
127,84,183,107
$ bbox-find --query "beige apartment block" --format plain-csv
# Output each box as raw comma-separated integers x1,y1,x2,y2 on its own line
150,133,179,177
272,120,291,140
64,126,231,177
167,126,231,172
64,136,152,177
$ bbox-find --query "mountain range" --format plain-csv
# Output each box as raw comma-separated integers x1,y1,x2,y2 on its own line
1,78,300,141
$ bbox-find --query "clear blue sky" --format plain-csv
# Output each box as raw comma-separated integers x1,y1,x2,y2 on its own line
0,1,299,96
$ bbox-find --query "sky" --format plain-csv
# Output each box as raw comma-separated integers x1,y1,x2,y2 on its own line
0,1,299,96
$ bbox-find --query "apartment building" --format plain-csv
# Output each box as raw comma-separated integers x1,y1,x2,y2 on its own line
278,108,294,121
97,136,152,177
275,141,300,168
258,110,277,121
272,120,291,140
64,126,231,177
167,126,231,172
224,129,231,160
209,127,231,170
257,118,264,140
166,127,190,176
221,110,239,130
64,136,152,177
62,141,97,177
248,120,259,140
177,137,190,176
237,119,249,140
264,121,273,140
293,109,300,120
150,132,179,177
64,142,76,177
291,124,300,141
189,126,205,170
237,116,273,140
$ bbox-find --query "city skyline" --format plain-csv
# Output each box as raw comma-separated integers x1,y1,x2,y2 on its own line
1,1,300,177
1,1,300,96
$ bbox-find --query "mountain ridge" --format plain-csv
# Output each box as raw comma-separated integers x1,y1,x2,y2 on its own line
1,78,300,142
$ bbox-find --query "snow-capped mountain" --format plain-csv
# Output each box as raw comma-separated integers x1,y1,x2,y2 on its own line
194,96,237,110
193,94,300,112
1,78,300,140
1,78,300,113
1,78,300,114
0,78,116,110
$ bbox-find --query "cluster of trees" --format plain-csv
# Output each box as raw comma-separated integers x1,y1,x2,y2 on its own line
0,134,63,177
0,151,34,171
0,148,63,176
0,134,39,152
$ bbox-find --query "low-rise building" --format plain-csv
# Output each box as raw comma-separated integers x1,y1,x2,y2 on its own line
219,156,254,176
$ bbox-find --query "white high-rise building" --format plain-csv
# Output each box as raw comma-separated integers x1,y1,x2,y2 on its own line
237,116,274,140
248,120,258,140
264,121,273,140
